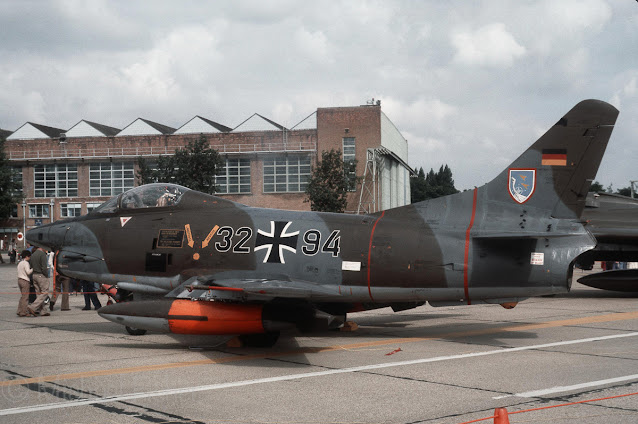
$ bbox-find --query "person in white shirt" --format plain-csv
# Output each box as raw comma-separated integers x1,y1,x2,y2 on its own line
17,250,34,317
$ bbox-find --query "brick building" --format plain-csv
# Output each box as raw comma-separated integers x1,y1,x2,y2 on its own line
1,103,413,247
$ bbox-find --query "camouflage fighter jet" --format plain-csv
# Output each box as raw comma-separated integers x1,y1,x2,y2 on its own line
27,99,619,346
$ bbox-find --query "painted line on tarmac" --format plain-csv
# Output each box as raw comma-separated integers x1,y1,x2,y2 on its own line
494,373,638,399
2,310,638,388
1,332,637,417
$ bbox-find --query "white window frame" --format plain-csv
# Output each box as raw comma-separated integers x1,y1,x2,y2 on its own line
86,203,102,214
263,155,311,193
216,158,251,194
343,137,357,192
11,166,23,196
34,164,78,198
89,162,135,196
61,203,82,218
29,204,50,218
343,137,356,163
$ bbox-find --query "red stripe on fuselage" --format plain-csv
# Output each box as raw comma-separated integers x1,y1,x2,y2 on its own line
367,210,385,301
464,188,478,305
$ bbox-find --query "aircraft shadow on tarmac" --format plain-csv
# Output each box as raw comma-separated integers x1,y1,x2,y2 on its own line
88,318,545,369
559,287,638,299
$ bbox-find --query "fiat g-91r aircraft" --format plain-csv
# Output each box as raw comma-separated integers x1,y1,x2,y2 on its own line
27,100,619,346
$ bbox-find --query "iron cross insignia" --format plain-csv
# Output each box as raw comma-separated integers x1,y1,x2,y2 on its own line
255,221,299,264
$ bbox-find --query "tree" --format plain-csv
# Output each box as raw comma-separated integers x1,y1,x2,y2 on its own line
589,181,604,192
305,149,357,212
410,167,428,203
616,186,632,197
136,135,223,194
0,137,22,220
410,164,459,203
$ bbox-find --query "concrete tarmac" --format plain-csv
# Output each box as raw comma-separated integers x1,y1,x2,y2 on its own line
0,261,637,423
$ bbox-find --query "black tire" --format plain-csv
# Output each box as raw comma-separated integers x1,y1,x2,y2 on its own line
238,331,280,348
125,326,147,336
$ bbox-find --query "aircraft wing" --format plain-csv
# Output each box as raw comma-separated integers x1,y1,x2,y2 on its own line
168,275,341,301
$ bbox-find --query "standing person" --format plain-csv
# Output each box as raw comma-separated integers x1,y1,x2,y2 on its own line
17,250,34,317
9,239,17,264
28,246,51,316
50,252,71,311
81,280,102,311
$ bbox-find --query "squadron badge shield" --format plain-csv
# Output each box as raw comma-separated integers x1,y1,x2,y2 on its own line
508,169,536,204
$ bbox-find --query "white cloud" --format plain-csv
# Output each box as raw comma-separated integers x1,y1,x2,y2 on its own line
451,23,526,67
0,1,636,191
293,27,333,65
382,97,457,128
544,0,612,35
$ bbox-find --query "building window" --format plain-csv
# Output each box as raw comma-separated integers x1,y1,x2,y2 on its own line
263,155,311,193
34,164,78,198
343,137,356,163
11,166,23,196
216,158,251,194
61,203,82,218
29,204,50,218
86,203,102,214
10,205,18,218
343,137,357,191
90,162,135,196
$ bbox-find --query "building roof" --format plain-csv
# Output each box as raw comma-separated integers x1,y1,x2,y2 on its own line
174,116,232,134
117,118,176,137
0,128,12,139
66,120,121,137
6,122,66,140
290,111,317,130
233,113,286,132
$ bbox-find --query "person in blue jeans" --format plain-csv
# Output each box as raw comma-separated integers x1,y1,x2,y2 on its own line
81,280,102,310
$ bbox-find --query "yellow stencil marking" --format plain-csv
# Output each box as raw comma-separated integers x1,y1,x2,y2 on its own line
185,224,194,248
202,225,219,249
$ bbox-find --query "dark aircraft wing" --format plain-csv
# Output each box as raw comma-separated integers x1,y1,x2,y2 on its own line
169,275,341,300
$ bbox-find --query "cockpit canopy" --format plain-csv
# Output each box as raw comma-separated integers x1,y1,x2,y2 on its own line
91,183,190,214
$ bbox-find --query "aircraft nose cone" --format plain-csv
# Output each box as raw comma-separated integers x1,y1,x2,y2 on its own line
27,222,71,251
26,226,50,249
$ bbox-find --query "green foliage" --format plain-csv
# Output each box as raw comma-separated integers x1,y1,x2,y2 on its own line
136,135,223,194
305,149,357,213
616,186,632,197
0,137,22,220
410,164,459,203
589,181,604,192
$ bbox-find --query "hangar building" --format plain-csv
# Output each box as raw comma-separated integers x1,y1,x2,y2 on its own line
1,102,413,245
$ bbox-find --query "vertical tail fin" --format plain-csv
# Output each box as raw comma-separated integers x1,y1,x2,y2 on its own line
484,99,619,218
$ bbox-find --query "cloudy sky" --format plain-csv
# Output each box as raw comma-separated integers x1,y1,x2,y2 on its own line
1,0,637,191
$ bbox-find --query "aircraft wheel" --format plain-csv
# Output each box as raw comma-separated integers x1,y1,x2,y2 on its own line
125,326,147,336
239,331,280,348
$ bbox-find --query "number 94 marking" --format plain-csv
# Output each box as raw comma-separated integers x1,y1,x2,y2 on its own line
302,229,340,257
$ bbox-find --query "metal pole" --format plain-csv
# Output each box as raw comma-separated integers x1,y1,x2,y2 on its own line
22,201,26,248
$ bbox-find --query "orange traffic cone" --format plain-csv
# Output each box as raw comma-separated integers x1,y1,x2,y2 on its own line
494,407,510,424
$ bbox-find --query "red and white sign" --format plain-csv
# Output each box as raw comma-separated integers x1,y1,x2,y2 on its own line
16,232,24,241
